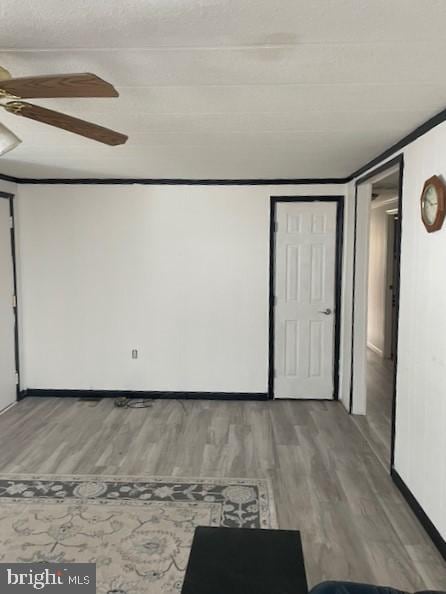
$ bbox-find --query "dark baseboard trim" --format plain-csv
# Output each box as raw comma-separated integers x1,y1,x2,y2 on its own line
23,389,269,401
391,467,446,561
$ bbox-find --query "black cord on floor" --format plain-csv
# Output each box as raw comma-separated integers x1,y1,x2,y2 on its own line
114,397,153,409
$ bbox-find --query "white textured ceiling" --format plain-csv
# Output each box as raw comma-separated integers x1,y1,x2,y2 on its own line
1,0,446,179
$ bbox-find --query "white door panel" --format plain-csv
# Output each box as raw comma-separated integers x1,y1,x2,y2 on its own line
274,201,337,399
0,198,16,411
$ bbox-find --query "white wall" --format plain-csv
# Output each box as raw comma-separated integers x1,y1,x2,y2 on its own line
396,124,446,540
339,182,355,410
0,178,16,195
0,179,17,410
354,122,446,541
367,195,397,355
0,194,17,412
16,183,349,396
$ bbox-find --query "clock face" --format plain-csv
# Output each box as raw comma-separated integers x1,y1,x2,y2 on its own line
422,184,439,225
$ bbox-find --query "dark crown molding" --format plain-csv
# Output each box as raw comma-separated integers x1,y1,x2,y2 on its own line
349,105,446,180
0,174,348,185
2,105,446,185
0,172,21,184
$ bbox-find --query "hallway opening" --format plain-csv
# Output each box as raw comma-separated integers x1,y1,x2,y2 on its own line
353,169,401,467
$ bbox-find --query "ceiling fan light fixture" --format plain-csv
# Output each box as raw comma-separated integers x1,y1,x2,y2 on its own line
0,66,11,81
0,122,21,156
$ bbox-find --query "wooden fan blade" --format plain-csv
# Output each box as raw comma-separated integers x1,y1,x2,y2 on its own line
6,102,128,146
0,73,118,98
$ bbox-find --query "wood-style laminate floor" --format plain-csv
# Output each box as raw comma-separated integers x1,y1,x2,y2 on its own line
352,349,394,468
0,396,444,590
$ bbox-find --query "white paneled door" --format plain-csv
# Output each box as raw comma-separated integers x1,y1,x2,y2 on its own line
274,201,337,399
0,197,17,412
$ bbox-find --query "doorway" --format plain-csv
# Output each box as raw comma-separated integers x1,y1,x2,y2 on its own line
269,196,344,400
350,156,403,468
0,191,19,412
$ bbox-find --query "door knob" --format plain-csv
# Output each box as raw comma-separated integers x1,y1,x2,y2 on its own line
319,308,332,315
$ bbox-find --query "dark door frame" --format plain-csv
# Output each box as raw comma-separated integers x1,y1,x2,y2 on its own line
389,213,399,361
350,154,404,468
269,195,344,400
0,190,20,401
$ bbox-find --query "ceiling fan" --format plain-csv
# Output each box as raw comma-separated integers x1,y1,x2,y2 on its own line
0,66,128,156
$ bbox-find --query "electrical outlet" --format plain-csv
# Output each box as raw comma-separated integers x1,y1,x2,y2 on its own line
132,349,138,359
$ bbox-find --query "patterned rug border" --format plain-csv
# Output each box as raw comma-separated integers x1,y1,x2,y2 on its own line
0,473,278,529
0,472,272,484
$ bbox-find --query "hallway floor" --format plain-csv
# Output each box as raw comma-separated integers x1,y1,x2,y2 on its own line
0,396,444,590
352,348,394,469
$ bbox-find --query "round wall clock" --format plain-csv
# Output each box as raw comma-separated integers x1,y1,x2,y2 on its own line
420,175,446,233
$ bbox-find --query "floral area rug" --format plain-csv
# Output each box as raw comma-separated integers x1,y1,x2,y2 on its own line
0,474,277,594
